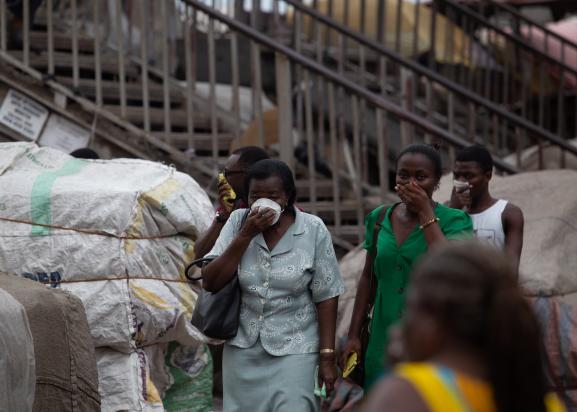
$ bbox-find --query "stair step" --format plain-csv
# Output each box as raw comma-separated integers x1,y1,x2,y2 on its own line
295,179,338,200
29,31,95,53
8,51,139,77
104,105,219,131
297,200,367,220
152,132,235,151
326,225,364,250
57,77,184,103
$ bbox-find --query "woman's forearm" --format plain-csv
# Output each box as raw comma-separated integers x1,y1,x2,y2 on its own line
194,219,226,260
316,297,338,350
418,210,448,250
201,233,252,292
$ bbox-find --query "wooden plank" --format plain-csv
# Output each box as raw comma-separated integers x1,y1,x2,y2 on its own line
296,200,371,222
295,179,335,200
104,105,214,130
152,132,234,151
29,31,94,53
58,77,183,102
7,50,139,76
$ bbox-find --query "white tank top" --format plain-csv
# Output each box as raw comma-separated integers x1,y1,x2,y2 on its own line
470,199,508,250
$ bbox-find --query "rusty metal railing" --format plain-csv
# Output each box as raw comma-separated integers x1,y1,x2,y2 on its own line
181,0,522,247
435,0,577,145
0,0,522,249
472,0,577,70
233,0,577,173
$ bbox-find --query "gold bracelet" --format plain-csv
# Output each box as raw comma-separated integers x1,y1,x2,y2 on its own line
419,217,439,230
319,348,335,354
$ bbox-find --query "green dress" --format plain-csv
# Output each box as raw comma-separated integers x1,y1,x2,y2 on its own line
363,203,473,391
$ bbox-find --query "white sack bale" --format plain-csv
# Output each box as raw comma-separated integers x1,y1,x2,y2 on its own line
96,348,165,412
0,288,35,412
0,142,215,410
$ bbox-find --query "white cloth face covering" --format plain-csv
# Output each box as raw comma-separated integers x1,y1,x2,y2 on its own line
251,198,283,225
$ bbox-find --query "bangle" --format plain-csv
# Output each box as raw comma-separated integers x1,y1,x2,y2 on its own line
419,217,439,230
319,348,335,354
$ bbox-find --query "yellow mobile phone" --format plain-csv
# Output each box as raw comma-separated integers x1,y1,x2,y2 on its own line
217,172,236,210
342,352,358,378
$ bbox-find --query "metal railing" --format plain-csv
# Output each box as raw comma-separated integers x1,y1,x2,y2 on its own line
473,0,577,71
260,0,576,149
0,0,520,248
182,0,520,247
238,0,577,171
0,0,238,176
435,0,577,142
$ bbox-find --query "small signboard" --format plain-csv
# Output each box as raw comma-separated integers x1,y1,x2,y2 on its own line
0,89,49,141
38,114,91,153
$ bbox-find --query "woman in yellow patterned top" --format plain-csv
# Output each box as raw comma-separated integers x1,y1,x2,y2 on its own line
363,242,566,412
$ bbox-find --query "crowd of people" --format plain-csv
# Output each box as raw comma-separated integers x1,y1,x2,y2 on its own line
190,142,567,412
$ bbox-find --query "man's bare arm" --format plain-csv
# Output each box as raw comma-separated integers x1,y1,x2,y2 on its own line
502,202,524,271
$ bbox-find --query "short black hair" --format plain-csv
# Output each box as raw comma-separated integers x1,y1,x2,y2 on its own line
244,159,297,209
70,148,100,159
233,146,270,168
396,143,443,180
456,145,493,173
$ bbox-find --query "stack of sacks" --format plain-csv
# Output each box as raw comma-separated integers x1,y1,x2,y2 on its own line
0,142,215,411
436,169,577,409
0,288,35,412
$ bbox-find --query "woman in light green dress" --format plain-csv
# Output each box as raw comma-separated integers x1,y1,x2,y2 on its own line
202,160,345,411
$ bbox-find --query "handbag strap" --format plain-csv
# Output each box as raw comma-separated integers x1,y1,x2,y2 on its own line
185,257,214,281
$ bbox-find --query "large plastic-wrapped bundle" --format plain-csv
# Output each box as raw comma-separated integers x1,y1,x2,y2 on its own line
0,287,35,412
0,142,215,411
0,273,100,411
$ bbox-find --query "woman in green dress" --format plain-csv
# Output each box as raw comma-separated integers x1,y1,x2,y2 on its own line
341,144,473,391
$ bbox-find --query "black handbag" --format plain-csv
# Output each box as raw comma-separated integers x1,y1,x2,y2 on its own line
185,257,241,340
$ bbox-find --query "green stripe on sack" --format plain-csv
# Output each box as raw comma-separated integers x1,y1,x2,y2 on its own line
30,158,88,236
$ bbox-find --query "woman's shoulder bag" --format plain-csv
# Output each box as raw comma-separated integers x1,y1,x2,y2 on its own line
185,210,249,340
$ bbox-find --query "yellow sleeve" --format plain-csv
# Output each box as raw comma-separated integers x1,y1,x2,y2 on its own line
395,363,465,412
545,393,567,412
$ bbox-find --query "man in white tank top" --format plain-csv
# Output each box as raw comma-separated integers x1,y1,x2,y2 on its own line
448,145,524,269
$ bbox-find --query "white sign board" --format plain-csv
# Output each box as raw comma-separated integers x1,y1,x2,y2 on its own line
0,89,49,141
38,114,91,153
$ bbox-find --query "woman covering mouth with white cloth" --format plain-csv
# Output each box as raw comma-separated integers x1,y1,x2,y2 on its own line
202,159,345,412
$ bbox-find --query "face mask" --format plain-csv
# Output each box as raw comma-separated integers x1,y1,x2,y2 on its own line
453,180,470,194
251,198,283,225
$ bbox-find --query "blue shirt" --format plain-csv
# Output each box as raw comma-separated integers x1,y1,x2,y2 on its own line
206,207,345,356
